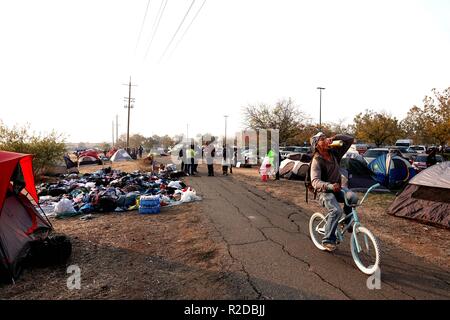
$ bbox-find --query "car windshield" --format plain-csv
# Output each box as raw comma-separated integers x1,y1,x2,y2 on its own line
364,150,388,158
293,147,309,153
411,146,424,151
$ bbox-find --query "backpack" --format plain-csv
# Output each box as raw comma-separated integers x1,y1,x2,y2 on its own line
304,155,326,203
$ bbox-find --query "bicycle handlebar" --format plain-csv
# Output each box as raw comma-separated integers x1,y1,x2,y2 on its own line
340,183,380,207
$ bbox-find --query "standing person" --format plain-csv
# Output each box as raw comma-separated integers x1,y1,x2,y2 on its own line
205,141,215,176
309,132,357,252
188,143,195,176
138,145,144,159
194,143,201,174
178,143,185,173
426,147,437,167
222,145,229,176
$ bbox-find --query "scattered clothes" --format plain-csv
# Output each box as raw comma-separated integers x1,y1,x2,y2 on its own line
36,165,200,217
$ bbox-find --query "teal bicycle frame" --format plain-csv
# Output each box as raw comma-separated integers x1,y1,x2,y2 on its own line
334,183,381,248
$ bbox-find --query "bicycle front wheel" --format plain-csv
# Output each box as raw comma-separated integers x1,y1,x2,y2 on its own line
350,226,380,275
309,212,327,251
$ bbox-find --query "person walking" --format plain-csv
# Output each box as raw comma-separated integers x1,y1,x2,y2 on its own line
205,141,215,176
222,144,229,176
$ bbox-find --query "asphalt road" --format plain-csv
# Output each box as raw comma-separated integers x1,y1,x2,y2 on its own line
186,168,450,300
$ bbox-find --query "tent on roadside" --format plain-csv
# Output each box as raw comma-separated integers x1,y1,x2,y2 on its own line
110,149,132,162
279,159,309,180
0,151,52,281
78,155,101,166
386,161,450,229
340,157,389,192
368,152,416,190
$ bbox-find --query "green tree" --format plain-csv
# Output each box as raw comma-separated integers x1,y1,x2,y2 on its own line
242,98,310,144
353,110,403,147
401,87,450,146
0,121,66,176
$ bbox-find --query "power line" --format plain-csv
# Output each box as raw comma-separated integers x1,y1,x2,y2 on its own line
159,0,196,63
144,0,169,60
169,0,207,59
134,0,152,54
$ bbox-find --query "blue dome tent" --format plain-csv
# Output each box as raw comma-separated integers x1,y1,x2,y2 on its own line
368,152,416,189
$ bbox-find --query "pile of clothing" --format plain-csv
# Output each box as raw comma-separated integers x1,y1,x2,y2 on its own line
37,166,201,219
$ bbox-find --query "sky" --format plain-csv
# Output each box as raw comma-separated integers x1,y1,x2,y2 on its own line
1,0,449,143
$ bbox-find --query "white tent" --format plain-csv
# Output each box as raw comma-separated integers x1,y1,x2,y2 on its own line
110,149,132,162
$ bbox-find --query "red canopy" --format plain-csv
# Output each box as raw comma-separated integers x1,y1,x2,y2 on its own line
0,151,39,212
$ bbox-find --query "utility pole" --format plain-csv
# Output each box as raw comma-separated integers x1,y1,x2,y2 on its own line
112,120,115,147
317,87,325,131
224,115,228,147
123,77,137,151
186,123,189,141
115,114,118,147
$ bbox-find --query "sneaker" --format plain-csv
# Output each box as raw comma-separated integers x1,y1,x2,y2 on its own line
322,242,337,252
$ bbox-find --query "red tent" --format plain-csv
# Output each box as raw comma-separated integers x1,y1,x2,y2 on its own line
78,149,100,159
0,151,38,211
0,151,52,281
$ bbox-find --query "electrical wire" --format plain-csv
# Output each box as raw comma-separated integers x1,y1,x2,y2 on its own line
158,0,196,62
144,0,169,60
169,0,207,59
134,0,151,54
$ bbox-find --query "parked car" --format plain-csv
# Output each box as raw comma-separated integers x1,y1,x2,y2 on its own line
412,154,444,171
395,139,414,147
363,148,390,164
410,145,427,154
349,144,369,155
280,146,300,159
388,146,417,161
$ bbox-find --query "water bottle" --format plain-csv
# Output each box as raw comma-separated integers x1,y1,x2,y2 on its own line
329,140,344,148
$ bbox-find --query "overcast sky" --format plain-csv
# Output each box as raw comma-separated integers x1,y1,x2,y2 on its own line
1,0,449,143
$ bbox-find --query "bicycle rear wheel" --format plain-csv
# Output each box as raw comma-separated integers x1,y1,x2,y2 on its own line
309,212,327,250
350,226,380,275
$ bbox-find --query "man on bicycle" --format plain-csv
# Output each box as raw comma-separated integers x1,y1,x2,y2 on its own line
310,132,358,252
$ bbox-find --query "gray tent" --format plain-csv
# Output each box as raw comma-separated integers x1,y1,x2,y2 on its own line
110,149,132,162
386,161,450,229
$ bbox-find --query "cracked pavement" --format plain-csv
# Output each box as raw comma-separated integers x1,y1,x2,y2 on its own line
186,168,450,300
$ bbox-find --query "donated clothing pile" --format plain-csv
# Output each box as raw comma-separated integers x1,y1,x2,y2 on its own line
37,166,201,218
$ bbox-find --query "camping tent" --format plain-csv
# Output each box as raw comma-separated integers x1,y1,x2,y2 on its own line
110,149,132,162
340,157,389,192
279,159,309,180
387,161,450,229
0,151,52,280
78,155,101,166
368,152,416,189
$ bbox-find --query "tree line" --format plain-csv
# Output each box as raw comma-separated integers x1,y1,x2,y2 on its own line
242,87,450,147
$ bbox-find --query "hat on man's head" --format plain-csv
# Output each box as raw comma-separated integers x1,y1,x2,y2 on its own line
310,132,326,153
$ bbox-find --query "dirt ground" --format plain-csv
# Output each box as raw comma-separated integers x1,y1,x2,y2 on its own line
1,159,242,299
231,166,450,270
1,158,448,299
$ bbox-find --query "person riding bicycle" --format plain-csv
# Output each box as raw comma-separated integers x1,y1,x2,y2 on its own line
310,132,358,252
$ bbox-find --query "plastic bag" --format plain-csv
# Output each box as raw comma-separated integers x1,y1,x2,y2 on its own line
168,181,183,189
180,188,202,203
54,198,76,214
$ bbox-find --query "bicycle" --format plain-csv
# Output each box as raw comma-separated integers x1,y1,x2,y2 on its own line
309,183,381,275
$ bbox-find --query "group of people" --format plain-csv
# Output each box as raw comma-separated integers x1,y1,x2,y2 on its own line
127,146,144,160
178,141,237,177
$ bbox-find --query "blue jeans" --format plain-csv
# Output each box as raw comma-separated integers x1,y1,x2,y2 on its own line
319,188,358,244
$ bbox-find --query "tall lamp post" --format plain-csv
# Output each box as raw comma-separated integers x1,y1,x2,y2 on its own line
224,115,228,147
317,87,325,131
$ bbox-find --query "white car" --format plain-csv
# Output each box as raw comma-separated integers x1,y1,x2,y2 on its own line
410,145,427,154
363,148,390,164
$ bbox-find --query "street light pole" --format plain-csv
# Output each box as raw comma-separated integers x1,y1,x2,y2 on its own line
224,115,228,147
317,87,325,131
